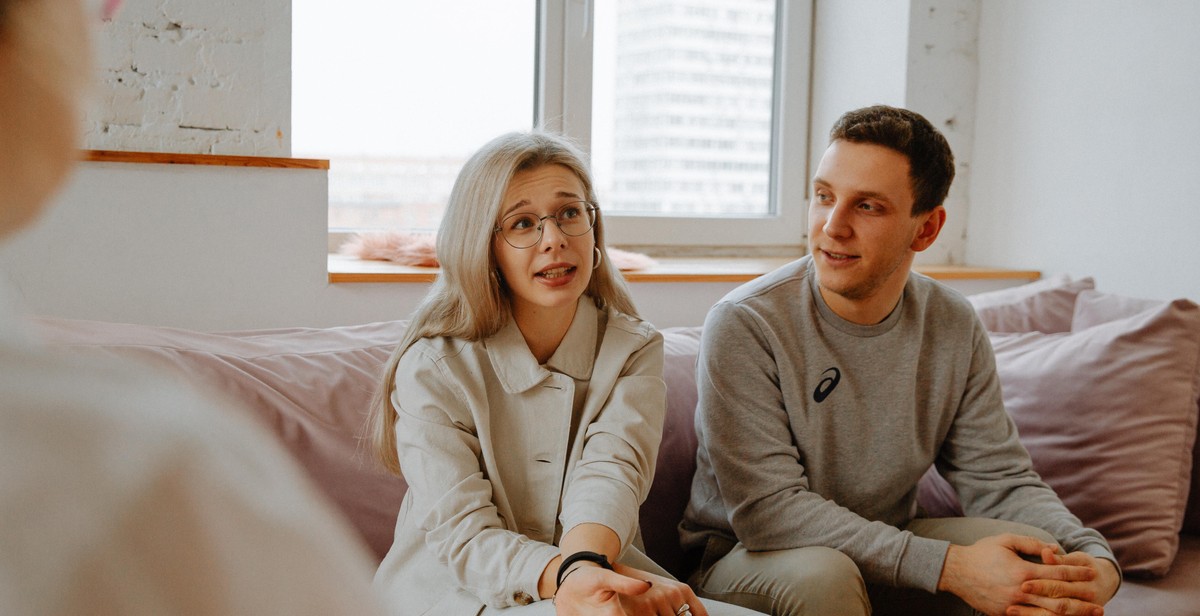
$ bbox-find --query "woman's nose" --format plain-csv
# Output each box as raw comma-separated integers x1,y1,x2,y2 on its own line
538,217,569,249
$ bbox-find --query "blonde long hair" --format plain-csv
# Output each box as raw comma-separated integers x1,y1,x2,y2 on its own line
368,130,638,475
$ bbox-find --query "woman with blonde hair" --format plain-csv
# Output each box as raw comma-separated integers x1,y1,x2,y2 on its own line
369,131,758,616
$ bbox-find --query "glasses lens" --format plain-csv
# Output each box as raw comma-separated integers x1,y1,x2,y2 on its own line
556,202,595,236
500,212,541,248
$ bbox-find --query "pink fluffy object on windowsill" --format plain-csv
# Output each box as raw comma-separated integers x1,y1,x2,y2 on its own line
339,232,658,271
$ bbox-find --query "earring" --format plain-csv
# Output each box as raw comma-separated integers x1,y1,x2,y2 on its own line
593,246,603,270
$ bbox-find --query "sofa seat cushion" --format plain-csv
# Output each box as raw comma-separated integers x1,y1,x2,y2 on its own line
33,317,410,563
1105,534,1200,615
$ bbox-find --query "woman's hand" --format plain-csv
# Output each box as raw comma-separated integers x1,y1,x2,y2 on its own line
551,563,707,616
613,563,708,616
552,564,650,615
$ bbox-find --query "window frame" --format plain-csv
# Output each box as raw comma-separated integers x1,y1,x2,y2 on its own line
537,0,814,248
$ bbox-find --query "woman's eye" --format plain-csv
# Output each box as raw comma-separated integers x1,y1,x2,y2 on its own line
559,205,583,220
510,215,536,231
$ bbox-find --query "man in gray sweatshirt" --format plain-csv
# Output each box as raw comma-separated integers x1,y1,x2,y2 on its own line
680,106,1120,616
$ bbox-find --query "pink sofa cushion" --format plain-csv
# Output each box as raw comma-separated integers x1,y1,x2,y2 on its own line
31,317,709,573
1070,291,1200,537
640,326,703,579
924,298,1200,576
33,317,410,563
968,274,1095,333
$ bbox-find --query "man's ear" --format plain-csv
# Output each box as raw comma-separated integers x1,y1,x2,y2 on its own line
910,205,946,253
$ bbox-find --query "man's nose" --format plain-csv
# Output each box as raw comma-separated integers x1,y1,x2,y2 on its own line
822,203,852,239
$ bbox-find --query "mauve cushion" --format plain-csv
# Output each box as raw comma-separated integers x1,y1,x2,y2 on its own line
640,326,703,579
33,317,410,563
1070,291,1200,536
923,299,1200,576
968,274,1094,333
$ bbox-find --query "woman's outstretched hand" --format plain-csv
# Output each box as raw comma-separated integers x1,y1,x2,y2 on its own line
553,563,707,616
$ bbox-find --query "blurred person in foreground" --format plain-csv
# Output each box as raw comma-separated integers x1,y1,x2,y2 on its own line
0,0,384,612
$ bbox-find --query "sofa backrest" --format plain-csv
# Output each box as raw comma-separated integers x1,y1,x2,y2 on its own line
32,315,1200,579
34,317,410,562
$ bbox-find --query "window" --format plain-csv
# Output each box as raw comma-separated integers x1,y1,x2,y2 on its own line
292,0,536,232
297,0,811,249
545,0,812,248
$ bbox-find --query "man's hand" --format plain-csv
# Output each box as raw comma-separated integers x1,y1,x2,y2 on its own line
1004,550,1120,616
938,534,1100,616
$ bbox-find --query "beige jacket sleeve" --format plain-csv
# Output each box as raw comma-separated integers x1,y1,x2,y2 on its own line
560,325,666,547
392,343,560,607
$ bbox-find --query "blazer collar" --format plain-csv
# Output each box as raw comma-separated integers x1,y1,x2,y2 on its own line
487,298,599,393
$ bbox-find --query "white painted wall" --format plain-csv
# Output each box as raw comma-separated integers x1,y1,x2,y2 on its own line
0,163,747,330
967,1,1200,301
808,0,980,265
86,0,290,155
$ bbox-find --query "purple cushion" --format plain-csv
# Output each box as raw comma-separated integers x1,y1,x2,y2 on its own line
640,326,703,579
968,274,1094,333
34,317,410,563
923,299,1200,576
1070,291,1200,537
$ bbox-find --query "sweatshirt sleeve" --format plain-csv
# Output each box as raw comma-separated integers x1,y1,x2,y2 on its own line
937,324,1118,567
696,301,951,592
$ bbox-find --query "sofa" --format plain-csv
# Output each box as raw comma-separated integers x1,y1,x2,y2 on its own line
32,275,1200,614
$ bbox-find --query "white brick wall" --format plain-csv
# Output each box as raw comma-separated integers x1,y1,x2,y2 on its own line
84,0,291,156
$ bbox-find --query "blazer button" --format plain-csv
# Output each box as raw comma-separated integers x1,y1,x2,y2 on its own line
513,591,535,605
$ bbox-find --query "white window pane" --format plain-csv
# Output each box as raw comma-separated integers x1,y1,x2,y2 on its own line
293,1,536,232
592,0,778,218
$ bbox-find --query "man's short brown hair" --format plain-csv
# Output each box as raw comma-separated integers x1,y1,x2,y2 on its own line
830,105,955,216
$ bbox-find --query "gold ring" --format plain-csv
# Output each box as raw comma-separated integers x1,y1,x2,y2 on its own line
676,603,691,616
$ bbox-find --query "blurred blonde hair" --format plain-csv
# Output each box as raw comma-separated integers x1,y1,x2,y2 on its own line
367,130,638,475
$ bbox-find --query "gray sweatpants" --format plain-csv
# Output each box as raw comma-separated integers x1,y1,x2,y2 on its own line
688,517,1056,616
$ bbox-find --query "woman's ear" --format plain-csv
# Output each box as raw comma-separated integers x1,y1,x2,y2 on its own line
910,206,946,253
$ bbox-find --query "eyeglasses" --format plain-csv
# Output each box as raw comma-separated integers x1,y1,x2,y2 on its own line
494,201,598,249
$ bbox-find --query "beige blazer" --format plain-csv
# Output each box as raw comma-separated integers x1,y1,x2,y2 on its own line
372,298,666,615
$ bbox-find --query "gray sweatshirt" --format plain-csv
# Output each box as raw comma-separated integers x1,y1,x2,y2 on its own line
681,256,1114,593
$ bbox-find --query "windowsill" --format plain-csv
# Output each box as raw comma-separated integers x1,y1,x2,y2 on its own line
328,253,1041,285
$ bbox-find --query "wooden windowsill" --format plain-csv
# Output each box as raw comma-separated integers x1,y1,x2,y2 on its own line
81,150,329,170
328,253,1041,285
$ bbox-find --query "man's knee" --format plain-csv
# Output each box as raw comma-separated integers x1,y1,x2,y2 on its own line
791,547,863,594
772,548,868,615
908,517,1057,548
699,545,869,616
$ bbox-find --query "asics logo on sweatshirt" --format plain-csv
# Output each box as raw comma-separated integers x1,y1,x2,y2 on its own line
814,367,840,403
